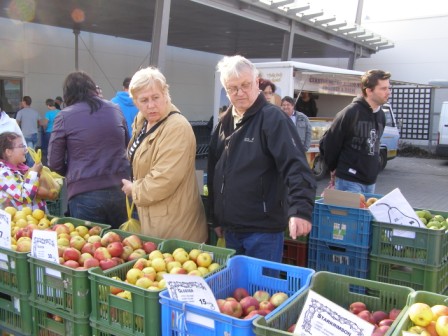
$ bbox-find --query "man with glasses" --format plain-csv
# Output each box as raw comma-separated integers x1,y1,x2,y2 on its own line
207,55,316,263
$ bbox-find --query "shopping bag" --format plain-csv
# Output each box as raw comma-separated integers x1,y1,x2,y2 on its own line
216,237,226,248
119,197,141,233
28,148,64,196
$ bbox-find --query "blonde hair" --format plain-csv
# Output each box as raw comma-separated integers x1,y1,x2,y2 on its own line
129,67,171,105
217,55,259,87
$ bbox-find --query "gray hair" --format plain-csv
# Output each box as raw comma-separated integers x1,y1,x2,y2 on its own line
217,55,259,87
129,67,172,105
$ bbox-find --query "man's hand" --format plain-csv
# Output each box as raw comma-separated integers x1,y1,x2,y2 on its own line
288,217,312,240
214,226,224,238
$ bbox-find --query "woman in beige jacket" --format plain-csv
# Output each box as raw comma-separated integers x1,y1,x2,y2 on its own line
121,67,207,243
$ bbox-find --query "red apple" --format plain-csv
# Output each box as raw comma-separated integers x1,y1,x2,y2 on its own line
253,290,271,303
84,258,100,269
233,287,250,302
81,242,95,255
221,299,243,318
436,315,448,336
107,241,124,257
378,319,395,327
79,252,93,266
170,266,188,274
63,247,81,261
53,224,70,235
287,324,296,333
94,247,112,261
99,258,118,270
243,310,260,319
142,241,158,254
122,234,143,250
372,325,390,336
15,227,33,240
259,300,275,312
372,310,389,325
63,260,80,268
269,292,288,308
357,310,373,324
217,299,226,311
111,257,124,265
240,296,260,316
350,301,367,315
128,251,145,261
88,226,102,236
389,308,401,320
100,231,122,247
133,258,149,270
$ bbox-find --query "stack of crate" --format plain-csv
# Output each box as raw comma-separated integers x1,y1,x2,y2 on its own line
369,209,448,293
308,195,378,284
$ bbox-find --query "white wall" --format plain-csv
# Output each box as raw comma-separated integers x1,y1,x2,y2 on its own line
0,18,221,120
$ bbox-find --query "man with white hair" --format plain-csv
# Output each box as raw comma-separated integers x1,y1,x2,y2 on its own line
207,55,316,263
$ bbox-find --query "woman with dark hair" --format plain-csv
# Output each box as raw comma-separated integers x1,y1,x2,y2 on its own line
258,78,281,106
0,131,56,210
48,71,130,229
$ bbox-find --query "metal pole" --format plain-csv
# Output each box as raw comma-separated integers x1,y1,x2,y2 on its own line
73,28,80,71
348,0,364,69
150,0,171,71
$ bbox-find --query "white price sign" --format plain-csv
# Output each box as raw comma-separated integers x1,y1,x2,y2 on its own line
0,210,11,249
31,229,59,263
164,274,219,328
295,290,375,336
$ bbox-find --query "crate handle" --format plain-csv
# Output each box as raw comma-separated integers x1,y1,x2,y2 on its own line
330,209,348,216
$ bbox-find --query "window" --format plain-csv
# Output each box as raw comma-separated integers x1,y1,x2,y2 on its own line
0,78,23,118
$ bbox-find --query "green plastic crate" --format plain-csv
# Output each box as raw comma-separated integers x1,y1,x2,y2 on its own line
0,291,32,335
0,248,31,295
254,271,414,336
29,220,111,318
369,255,448,293
88,239,235,336
30,299,91,336
391,291,448,335
371,209,448,267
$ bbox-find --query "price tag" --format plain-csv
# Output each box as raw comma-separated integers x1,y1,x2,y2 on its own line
0,210,11,249
295,290,375,336
31,229,59,264
164,274,219,328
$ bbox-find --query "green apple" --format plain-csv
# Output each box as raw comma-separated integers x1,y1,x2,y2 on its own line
408,303,434,327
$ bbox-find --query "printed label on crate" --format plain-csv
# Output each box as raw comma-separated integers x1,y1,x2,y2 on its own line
0,253,9,270
332,223,346,240
295,290,374,336
0,209,11,249
164,274,218,328
369,188,424,238
31,229,59,264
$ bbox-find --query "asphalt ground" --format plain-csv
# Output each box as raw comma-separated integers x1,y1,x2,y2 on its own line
317,156,448,211
197,156,448,212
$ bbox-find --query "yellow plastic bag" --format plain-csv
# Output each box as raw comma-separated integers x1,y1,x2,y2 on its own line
217,237,226,248
119,197,141,233
28,148,64,195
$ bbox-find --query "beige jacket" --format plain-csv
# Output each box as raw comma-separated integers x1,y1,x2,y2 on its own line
129,104,207,243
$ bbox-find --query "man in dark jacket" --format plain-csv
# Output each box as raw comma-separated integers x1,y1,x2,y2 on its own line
207,55,316,263
321,69,391,193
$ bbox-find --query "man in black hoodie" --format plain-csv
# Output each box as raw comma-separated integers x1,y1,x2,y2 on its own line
321,69,391,193
208,55,316,263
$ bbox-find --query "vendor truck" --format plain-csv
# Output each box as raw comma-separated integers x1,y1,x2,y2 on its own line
213,61,400,180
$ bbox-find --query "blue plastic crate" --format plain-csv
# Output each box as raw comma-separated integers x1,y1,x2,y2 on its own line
307,238,369,292
310,193,381,248
159,255,314,336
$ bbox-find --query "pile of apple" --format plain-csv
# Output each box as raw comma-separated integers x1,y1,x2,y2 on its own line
415,210,448,230
110,247,221,294
404,302,448,335
216,287,289,319
348,301,401,336
57,230,160,270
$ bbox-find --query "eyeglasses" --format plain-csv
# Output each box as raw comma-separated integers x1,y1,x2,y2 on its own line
12,144,27,149
225,82,252,95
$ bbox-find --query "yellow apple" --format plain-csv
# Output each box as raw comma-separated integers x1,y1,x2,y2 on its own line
431,305,448,321
436,315,448,336
409,302,434,327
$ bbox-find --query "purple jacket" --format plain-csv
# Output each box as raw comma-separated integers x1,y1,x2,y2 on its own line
48,99,130,200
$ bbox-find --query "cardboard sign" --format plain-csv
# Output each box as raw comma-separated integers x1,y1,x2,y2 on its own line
31,229,59,264
323,189,361,208
0,210,11,250
164,274,219,328
295,290,374,336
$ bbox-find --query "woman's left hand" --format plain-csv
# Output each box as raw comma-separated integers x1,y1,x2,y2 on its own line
121,179,133,196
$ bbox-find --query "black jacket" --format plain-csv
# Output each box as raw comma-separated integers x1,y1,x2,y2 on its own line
322,96,386,185
207,94,316,233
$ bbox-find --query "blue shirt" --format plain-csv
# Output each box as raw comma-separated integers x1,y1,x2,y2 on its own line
45,109,60,133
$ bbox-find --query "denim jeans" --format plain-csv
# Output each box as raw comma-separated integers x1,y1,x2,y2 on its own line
68,186,128,229
224,231,284,263
335,177,375,193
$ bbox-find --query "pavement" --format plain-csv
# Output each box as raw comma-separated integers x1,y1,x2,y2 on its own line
197,156,448,212
316,156,448,211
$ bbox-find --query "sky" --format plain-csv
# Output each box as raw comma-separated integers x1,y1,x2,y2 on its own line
268,0,448,23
